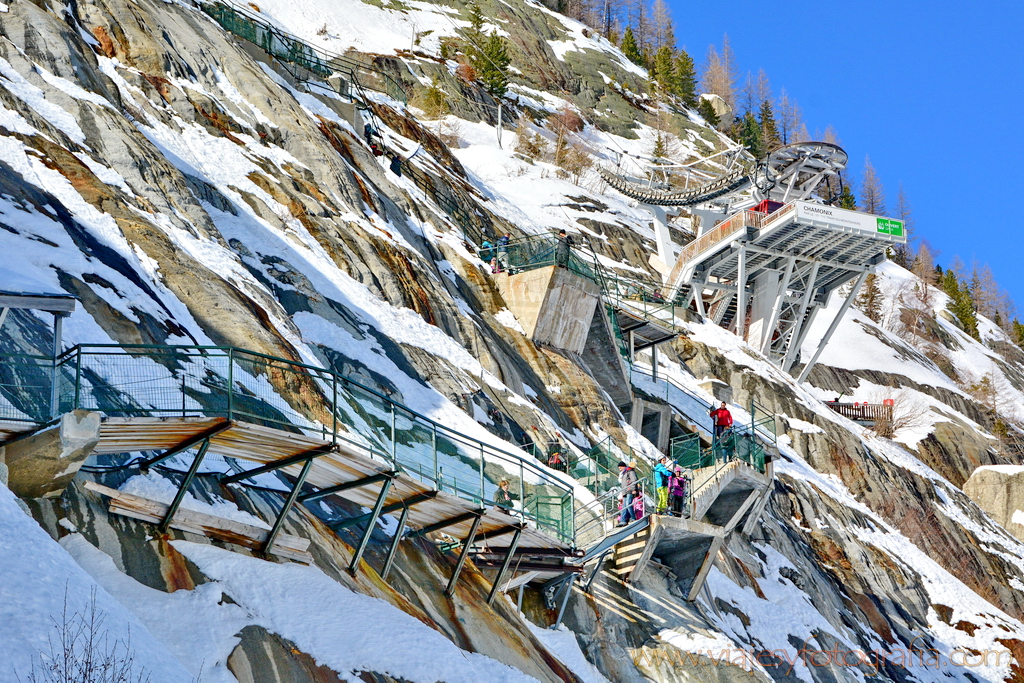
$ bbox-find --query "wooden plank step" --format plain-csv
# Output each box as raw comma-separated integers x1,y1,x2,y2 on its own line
84,481,313,563
612,526,651,577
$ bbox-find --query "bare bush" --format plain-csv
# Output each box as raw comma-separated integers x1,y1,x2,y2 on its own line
411,83,449,120
554,140,593,184
513,116,546,160
455,62,476,84
20,588,151,683
435,116,464,148
549,104,584,133
865,387,932,439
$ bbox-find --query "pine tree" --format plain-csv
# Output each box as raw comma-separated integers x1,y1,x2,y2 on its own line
627,0,650,59
837,185,857,210
652,45,674,92
652,131,667,159
860,156,886,215
740,69,770,115
476,31,511,97
856,273,883,323
758,99,780,152
621,26,644,66
943,270,979,339
696,97,720,127
462,3,486,69
1012,318,1024,348
672,49,697,107
738,111,764,158
468,3,484,33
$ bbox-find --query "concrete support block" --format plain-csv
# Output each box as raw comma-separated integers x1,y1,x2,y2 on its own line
5,410,101,499
656,407,671,453
494,266,600,353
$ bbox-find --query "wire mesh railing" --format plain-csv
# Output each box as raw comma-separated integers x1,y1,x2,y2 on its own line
3,344,574,543
200,0,408,104
487,235,601,283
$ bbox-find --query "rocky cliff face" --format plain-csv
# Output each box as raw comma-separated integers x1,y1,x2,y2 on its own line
4,0,1024,681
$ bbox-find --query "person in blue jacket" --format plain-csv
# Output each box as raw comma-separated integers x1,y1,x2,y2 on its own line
654,455,674,514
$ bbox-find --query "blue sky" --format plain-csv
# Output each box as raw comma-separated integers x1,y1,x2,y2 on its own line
668,1,1024,311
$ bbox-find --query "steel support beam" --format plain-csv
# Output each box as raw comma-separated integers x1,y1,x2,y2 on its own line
444,512,484,597
486,525,524,605
472,524,524,544
735,245,748,340
348,475,394,575
797,269,869,383
159,438,213,532
138,421,232,470
781,261,820,371
49,314,63,416
785,305,821,372
330,491,437,531
380,504,410,581
220,444,334,484
407,509,485,539
298,471,395,502
264,458,313,556
584,549,612,593
552,575,576,628
761,256,795,354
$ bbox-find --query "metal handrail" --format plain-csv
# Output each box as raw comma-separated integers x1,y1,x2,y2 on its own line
199,0,408,104
2,344,575,543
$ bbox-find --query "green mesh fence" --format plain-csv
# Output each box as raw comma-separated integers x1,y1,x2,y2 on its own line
201,1,408,104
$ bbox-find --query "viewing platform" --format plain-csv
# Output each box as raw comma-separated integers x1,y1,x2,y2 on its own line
667,200,907,375
823,400,893,428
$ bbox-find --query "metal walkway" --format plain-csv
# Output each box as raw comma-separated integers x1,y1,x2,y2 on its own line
666,200,906,374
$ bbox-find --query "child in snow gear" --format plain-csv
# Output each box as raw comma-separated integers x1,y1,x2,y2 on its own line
668,467,687,517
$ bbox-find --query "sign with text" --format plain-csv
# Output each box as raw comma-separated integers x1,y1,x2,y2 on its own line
794,202,905,240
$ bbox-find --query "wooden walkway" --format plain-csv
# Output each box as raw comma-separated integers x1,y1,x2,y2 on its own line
6,415,575,598
90,416,570,551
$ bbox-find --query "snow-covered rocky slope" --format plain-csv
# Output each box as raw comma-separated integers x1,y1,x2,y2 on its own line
2,0,1024,680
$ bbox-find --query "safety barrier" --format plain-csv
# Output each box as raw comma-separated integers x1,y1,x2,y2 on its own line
824,401,893,423
200,1,408,104
0,345,573,542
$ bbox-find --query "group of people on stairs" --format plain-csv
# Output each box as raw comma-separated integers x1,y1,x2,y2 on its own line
615,457,689,527
613,403,736,528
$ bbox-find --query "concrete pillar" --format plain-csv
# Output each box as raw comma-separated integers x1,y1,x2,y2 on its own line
629,398,645,432
657,407,671,453
5,410,101,498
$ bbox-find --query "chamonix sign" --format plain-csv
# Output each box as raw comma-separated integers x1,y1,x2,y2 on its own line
794,201,905,239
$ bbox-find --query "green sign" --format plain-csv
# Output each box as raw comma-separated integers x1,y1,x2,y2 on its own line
876,218,904,237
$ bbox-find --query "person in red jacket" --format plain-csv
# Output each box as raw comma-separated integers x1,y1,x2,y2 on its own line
710,401,733,441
